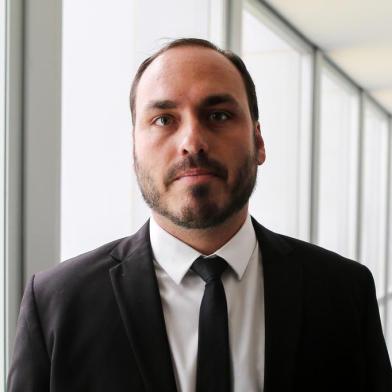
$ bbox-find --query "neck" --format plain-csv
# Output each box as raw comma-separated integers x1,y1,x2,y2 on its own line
152,207,249,255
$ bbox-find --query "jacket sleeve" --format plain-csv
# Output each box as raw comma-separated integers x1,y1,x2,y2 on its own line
362,266,392,391
7,275,50,392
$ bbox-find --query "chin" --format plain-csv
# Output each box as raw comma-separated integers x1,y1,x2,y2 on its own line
167,200,229,229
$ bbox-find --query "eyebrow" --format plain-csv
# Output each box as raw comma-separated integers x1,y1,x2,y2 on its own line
200,94,240,108
146,100,178,111
145,94,240,112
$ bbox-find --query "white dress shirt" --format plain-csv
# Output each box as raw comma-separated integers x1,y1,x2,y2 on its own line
149,214,265,392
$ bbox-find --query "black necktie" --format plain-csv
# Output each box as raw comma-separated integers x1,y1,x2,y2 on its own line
191,256,231,392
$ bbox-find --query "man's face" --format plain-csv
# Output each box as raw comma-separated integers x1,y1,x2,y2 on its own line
133,46,265,229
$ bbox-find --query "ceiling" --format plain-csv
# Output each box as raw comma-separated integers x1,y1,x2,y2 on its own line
265,0,392,114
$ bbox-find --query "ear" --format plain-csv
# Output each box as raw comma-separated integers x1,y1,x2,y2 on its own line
254,122,265,166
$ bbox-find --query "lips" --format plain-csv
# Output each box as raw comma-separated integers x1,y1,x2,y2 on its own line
163,154,228,187
175,169,218,180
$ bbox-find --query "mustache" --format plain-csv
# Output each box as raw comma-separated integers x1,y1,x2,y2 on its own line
164,154,228,186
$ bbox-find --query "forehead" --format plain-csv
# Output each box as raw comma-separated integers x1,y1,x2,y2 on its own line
135,46,248,113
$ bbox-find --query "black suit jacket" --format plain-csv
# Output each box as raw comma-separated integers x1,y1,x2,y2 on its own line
7,218,392,391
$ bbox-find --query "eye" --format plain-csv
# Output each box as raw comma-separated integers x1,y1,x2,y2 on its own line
209,111,231,122
153,115,172,126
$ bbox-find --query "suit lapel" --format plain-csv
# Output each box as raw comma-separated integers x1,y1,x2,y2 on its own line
109,220,177,392
108,217,302,391
252,218,303,392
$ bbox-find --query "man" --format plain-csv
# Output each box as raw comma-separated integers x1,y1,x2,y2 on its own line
8,38,392,392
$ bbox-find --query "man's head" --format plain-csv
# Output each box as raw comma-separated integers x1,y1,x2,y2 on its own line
130,38,259,126
131,38,265,229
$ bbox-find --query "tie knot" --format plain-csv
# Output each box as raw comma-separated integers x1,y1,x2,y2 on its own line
191,256,228,283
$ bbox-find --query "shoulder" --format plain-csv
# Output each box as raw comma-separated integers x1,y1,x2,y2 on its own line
30,237,125,302
253,219,373,286
283,231,362,268
258,224,377,317
284,232,372,283
31,224,148,298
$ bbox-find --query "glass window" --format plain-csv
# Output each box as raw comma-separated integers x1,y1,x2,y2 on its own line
387,297,392,357
360,101,389,298
386,122,392,356
388,127,392,295
317,66,360,259
62,0,137,261
242,2,313,241
379,302,385,332
0,0,6,387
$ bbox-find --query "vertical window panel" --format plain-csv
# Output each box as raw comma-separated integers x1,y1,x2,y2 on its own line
387,299,392,356
379,302,385,332
0,0,6,386
317,67,359,259
388,123,392,294
242,3,312,240
386,119,392,355
360,102,389,298
62,0,137,261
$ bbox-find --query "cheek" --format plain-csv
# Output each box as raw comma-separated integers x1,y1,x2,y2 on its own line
134,146,170,188
135,129,174,158
133,131,150,159
134,137,160,172
226,146,255,178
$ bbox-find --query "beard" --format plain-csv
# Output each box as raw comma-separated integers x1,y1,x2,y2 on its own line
134,149,258,229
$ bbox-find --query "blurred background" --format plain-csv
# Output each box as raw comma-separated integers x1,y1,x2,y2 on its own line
1,0,392,387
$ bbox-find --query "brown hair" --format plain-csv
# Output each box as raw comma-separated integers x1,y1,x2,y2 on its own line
129,38,259,125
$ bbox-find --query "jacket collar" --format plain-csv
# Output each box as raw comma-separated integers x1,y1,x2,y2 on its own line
109,220,177,392
251,217,303,392
110,217,303,392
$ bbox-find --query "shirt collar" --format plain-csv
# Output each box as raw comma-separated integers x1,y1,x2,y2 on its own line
149,215,257,285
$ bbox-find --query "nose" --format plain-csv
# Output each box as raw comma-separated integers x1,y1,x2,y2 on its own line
178,117,209,156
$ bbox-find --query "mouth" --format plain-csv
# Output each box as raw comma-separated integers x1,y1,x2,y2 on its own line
164,155,228,188
174,169,221,185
